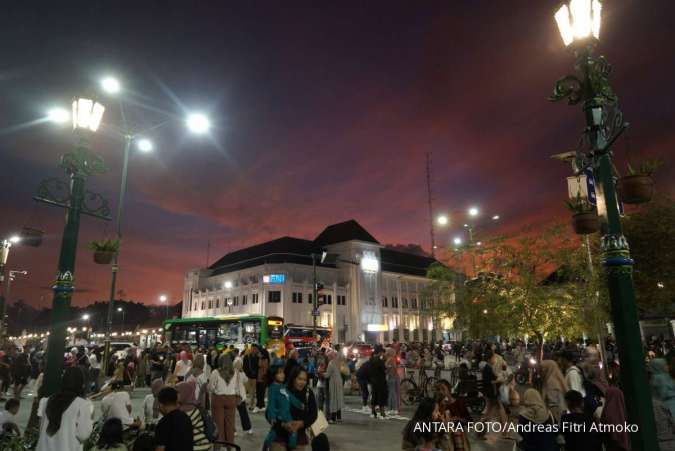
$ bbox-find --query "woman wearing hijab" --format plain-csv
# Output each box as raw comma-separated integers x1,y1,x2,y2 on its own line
516,388,558,451
36,367,94,451
176,380,212,451
385,347,401,416
142,378,164,426
539,359,568,423
649,358,675,417
325,350,346,423
401,397,447,451
600,387,630,451
208,353,241,446
582,362,609,418
369,346,388,420
174,351,192,382
187,354,210,409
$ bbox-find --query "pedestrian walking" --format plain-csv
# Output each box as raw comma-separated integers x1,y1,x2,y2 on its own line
600,387,630,451
243,346,259,409
208,354,239,446
256,349,270,412
233,352,253,435
368,346,387,420
385,347,400,415
325,350,346,423
539,359,568,423
174,351,193,382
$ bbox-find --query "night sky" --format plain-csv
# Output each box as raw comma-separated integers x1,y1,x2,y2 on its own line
1,1,673,309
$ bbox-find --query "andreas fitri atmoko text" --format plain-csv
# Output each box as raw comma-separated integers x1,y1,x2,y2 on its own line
413,421,640,434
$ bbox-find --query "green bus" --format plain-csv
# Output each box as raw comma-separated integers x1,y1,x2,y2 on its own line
162,314,285,357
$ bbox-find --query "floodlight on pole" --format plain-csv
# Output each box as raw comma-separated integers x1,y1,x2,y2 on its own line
436,215,449,226
100,77,121,95
186,113,210,134
554,0,602,47
468,207,479,217
453,237,463,246
159,295,167,303
8,236,21,244
136,138,153,152
47,108,71,124
82,314,90,321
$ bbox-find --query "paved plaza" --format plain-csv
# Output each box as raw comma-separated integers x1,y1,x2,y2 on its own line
12,383,515,451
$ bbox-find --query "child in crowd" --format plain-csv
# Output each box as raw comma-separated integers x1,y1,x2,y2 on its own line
0,398,21,436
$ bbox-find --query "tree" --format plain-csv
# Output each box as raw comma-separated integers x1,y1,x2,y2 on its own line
425,224,609,343
621,195,675,315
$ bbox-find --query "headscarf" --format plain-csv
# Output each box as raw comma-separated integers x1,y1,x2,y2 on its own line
217,353,234,383
45,367,85,436
582,362,609,395
180,350,189,363
188,354,205,379
518,388,550,424
150,378,164,419
176,380,198,413
600,387,630,451
540,360,568,392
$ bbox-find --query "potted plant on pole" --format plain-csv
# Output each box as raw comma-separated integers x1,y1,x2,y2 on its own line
616,159,661,204
88,238,119,264
19,227,44,247
566,194,599,235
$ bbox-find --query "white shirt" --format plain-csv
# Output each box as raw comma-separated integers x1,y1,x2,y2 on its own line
208,369,241,395
142,394,162,424
175,360,192,377
0,409,18,430
88,354,100,370
101,391,134,426
565,366,586,398
36,397,93,451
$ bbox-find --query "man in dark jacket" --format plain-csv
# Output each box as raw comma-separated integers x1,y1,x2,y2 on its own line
355,358,371,411
243,345,259,410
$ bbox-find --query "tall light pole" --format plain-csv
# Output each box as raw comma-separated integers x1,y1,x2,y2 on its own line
550,2,657,449
117,307,125,333
38,96,111,397
0,236,21,338
99,75,211,378
159,295,168,320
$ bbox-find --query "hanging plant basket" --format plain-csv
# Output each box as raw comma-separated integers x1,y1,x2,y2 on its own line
571,211,599,235
616,174,654,204
20,227,44,247
93,250,115,265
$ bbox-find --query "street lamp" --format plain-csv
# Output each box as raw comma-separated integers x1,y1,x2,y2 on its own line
136,138,153,152
100,76,121,95
38,96,111,398
436,215,449,226
550,1,657,448
81,313,90,321
159,295,168,320
186,112,211,134
453,237,463,247
116,307,125,332
47,108,70,124
467,207,479,217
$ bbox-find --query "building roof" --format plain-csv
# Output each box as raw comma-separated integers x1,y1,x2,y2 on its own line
207,220,438,277
209,236,321,275
380,248,438,277
314,220,380,246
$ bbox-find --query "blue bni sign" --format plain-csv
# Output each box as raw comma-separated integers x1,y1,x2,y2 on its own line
263,274,286,284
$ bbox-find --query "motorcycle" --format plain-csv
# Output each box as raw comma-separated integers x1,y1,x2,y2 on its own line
514,355,541,387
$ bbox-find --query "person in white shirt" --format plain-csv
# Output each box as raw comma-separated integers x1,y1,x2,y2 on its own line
36,367,93,451
557,351,586,398
208,354,241,444
88,352,101,393
174,350,192,382
232,350,253,435
142,378,164,425
101,381,140,428
0,398,21,436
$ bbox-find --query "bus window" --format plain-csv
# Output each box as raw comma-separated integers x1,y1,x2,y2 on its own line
242,321,261,345
217,322,241,346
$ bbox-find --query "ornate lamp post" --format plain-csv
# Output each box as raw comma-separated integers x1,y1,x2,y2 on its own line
37,96,111,397
549,1,657,449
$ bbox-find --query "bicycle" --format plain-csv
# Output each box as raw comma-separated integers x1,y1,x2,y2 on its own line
400,366,437,406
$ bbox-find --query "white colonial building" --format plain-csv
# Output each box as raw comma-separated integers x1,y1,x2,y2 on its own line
182,220,455,344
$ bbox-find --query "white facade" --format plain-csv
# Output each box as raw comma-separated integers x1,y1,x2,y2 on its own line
182,223,451,344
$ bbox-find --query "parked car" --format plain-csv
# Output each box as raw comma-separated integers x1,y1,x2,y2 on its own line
342,341,374,359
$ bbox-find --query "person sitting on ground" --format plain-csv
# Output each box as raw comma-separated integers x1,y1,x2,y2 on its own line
0,398,21,437
94,417,128,451
36,367,94,451
401,397,447,451
154,386,194,451
101,381,141,429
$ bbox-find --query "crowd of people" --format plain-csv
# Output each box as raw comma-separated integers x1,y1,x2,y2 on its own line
0,334,672,450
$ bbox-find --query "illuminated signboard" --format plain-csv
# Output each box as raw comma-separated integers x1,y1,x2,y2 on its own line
263,274,286,284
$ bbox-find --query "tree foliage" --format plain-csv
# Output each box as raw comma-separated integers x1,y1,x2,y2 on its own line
424,224,609,342
621,195,675,315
